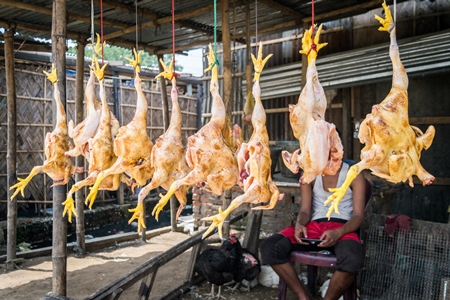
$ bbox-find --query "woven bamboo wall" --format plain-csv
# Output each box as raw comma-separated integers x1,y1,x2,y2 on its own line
0,63,198,210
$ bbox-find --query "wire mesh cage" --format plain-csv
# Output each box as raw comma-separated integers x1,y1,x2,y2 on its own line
360,226,450,300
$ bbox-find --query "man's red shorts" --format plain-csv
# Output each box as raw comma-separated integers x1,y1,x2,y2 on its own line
279,221,360,244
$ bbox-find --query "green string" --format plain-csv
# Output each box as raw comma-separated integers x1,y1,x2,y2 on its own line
213,0,219,67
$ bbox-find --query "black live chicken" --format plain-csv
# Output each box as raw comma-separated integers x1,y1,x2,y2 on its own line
194,234,261,298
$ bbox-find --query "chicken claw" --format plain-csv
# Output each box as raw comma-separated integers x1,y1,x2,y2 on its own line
85,173,105,209
43,64,58,83
90,56,108,81
251,42,273,81
89,33,106,58
62,197,78,223
155,58,176,80
125,48,143,74
128,203,146,232
201,208,229,239
374,1,394,32
299,24,327,62
324,165,359,218
204,44,219,85
152,189,175,221
10,167,38,200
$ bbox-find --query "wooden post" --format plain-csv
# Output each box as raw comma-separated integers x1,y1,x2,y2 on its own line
75,39,86,256
5,27,18,270
221,0,232,239
112,71,124,205
244,0,253,139
157,54,178,233
51,0,67,296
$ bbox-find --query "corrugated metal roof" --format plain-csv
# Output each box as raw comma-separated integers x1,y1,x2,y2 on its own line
0,0,407,54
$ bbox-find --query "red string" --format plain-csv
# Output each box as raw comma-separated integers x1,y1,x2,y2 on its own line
171,0,178,79
311,0,315,40
100,0,104,65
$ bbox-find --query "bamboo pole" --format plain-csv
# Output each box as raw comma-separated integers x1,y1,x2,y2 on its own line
5,28,18,270
157,54,177,233
75,40,86,256
51,0,67,296
221,0,232,239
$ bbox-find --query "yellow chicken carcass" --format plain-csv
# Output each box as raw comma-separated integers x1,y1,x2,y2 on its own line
65,34,119,160
62,57,123,222
84,49,154,208
202,43,285,238
324,2,435,218
281,24,343,185
151,44,239,221
10,65,83,200
128,59,191,232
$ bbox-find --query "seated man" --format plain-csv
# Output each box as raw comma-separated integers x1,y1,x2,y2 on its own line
260,160,366,300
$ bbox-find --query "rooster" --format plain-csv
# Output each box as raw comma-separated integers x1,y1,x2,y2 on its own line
195,234,241,298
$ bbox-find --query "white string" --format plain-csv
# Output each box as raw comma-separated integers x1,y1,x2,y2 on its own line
394,0,397,23
135,0,138,50
91,0,94,43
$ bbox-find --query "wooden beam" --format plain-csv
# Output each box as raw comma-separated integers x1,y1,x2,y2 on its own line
257,0,305,21
102,2,216,41
4,28,18,270
0,0,129,29
409,116,450,125
303,0,386,23
155,20,298,55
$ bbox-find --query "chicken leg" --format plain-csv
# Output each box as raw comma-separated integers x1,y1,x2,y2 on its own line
324,2,435,218
10,65,83,200
128,59,190,232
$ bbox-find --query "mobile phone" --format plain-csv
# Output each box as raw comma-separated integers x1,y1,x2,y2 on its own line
300,238,323,245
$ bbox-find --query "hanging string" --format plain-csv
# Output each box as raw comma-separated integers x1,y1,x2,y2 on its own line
394,0,397,23
212,0,219,68
311,0,315,40
171,0,179,79
100,0,104,65
90,0,94,45
254,0,258,49
135,0,138,51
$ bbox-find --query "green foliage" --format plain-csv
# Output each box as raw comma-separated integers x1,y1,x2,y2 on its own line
67,43,183,71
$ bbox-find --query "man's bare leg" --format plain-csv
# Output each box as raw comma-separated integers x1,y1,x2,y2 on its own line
271,263,312,300
323,270,354,300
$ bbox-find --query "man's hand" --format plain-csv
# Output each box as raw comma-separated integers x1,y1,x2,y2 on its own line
319,229,342,247
294,223,309,244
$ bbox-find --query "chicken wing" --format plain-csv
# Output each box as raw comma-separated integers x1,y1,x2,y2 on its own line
152,44,239,221
10,65,83,200
85,49,154,208
202,43,284,238
128,59,191,232
281,24,343,185
324,2,435,218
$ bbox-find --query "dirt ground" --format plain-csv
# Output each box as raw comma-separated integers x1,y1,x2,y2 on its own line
0,231,304,300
